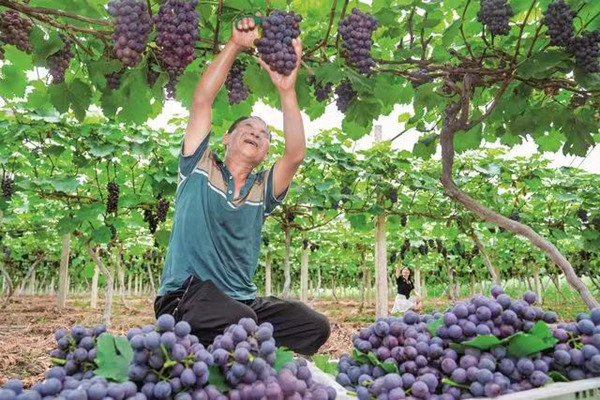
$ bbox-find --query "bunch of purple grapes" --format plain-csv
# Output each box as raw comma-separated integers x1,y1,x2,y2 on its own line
1,369,140,400
435,288,551,344
143,209,158,234
2,173,14,199
542,0,576,47
212,318,335,400
338,286,600,398
210,318,277,386
147,63,160,87
313,80,333,103
334,80,356,113
0,10,33,53
254,11,302,76
477,0,514,36
566,30,600,73
437,346,551,397
156,197,170,223
106,71,124,90
338,8,378,75
127,314,214,398
339,311,449,399
106,182,120,214
49,324,107,378
225,61,250,105
154,0,198,97
551,308,600,379
107,0,153,67
47,37,73,84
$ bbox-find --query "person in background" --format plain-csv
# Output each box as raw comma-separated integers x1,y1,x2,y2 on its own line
391,259,422,314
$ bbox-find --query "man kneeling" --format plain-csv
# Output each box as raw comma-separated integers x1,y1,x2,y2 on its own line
154,17,330,356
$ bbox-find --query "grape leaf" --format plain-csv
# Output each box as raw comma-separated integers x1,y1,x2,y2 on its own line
529,321,555,342
312,354,338,376
460,335,502,350
273,347,294,372
549,371,569,382
94,333,133,382
441,378,470,390
426,317,443,336
208,364,229,392
507,333,556,358
351,348,370,364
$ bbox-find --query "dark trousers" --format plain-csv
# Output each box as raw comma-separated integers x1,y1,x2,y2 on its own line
154,276,331,355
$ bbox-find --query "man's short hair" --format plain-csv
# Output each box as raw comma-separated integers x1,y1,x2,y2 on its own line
227,116,271,140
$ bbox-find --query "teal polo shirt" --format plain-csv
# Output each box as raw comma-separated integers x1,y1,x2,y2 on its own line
158,132,288,300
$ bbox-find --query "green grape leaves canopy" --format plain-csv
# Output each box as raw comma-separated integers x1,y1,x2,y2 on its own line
0,0,598,155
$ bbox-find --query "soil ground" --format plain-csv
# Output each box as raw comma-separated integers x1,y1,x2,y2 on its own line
0,293,585,385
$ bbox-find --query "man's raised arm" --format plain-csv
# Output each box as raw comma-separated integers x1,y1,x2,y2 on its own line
184,17,258,155
257,38,306,197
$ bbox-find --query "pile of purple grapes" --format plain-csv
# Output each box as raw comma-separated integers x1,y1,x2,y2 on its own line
0,315,337,400
337,287,600,399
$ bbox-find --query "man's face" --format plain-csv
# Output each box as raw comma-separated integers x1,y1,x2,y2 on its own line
223,117,270,166
402,268,410,279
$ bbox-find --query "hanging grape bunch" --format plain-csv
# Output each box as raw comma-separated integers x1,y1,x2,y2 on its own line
106,182,120,214
156,197,170,223
107,0,153,67
254,11,302,76
106,71,124,90
577,207,589,223
225,60,250,105
477,0,514,36
542,0,576,47
47,36,73,84
144,209,158,234
566,30,600,73
2,173,13,199
335,79,356,113
509,212,521,222
154,0,199,98
388,188,398,204
0,10,33,53
313,80,333,102
147,62,160,87
338,8,378,75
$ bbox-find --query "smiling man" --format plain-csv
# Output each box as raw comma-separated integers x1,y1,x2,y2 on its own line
154,17,330,355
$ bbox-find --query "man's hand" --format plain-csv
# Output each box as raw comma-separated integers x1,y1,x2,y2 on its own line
258,38,302,93
230,17,260,50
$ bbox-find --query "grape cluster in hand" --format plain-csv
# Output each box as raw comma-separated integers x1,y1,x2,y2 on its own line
47,37,74,84
106,182,120,214
566,30,600,73
335,80,356,113
0,10,33,53
338,8,378,75
2,174,13,199
254,11,302,76
477,0,514,36
542,0,576,47
154,0,199,98
108,0,153,67
225,60,250,105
